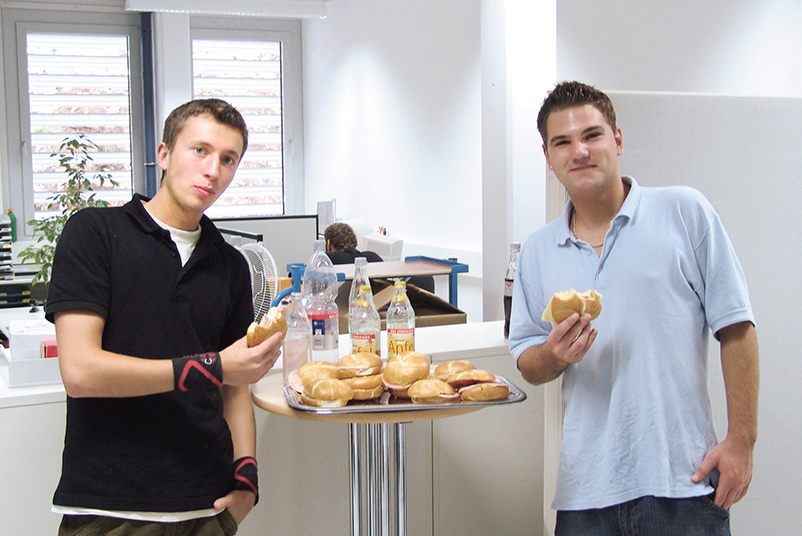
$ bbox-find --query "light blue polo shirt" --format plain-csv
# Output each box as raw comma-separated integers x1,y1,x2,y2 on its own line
509,177,754,511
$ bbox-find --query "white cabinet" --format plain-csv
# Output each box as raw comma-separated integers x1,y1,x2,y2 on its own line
431,351,544,535
0,385,65,535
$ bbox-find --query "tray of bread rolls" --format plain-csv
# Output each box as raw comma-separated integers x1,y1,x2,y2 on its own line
284,352,527,414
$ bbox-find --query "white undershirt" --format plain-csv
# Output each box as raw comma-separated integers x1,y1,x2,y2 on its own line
143,207,202,266
52,207,216,522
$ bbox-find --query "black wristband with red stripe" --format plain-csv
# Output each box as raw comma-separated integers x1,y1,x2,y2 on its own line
172,352,223,392
233,456,259,504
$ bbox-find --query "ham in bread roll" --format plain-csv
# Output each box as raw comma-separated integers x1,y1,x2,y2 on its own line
541,288,602,324
336,353,385,400
433,360,475,382
444,369,497,390
335,353,383,378
300,378,354,408
407,379,459,404
441,368,511,402
287,361,337,393
382,352,431,398
246,307,288,347
458,381,510,402
342,373,385,401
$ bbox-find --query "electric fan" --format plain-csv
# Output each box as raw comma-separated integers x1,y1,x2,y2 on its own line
235,241,280,323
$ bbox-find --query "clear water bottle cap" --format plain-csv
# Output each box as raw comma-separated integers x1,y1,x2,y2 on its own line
313,239,325,251
355,256,367,266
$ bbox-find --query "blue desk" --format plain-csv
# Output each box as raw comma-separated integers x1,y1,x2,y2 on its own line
275,257,469,308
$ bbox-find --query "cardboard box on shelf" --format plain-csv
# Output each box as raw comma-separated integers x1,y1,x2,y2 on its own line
335,278,466,334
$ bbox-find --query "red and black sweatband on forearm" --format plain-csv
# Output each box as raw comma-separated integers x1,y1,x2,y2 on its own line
233,456,259,504
173,352,223,392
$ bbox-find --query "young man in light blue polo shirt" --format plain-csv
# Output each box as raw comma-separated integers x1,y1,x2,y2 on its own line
509,81,759,536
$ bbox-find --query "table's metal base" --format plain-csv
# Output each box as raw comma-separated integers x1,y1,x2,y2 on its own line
349,422,406,536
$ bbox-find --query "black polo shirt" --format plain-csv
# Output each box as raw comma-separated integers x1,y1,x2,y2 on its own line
46,194,254,512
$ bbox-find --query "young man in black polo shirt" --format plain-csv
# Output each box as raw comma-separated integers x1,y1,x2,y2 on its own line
46,99,282,535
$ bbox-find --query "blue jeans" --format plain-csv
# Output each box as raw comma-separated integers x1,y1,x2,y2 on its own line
555,494,730,536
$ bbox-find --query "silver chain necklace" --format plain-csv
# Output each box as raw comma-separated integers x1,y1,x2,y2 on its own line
571,210,604,249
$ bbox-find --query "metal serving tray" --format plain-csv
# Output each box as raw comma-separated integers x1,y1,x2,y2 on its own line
283,375,527,415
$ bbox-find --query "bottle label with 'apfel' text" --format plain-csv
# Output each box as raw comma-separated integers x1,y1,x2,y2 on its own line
387,328,415,360
351,333,379,356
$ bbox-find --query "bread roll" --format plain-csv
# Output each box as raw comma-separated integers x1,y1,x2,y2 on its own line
458,382,510,402
407,379,459,404
246,307,288,347
296,361,337,387
434,360,475,381
300,378,354,407
541,288,603,324
382,352,431,398
444,369,497,390
335,353,383,379
342,373,385,400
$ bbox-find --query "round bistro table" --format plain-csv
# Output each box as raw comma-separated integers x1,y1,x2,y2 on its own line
251,371,483,536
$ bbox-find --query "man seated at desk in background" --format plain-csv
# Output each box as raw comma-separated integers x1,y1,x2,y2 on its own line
324,222,435,293
323,222,383,264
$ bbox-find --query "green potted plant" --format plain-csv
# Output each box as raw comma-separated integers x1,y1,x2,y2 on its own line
18,133,117,286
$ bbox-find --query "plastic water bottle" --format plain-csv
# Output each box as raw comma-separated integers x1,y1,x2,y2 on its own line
302,239,340,362
348,257,370,334
386,280,415,360
282,292,312,385
503,242,521,338
350,284,381,356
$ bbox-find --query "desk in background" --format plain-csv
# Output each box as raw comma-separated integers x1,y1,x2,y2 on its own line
279,256,469,308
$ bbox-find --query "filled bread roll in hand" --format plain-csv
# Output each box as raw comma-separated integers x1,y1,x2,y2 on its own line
246,307,288,347
541,289,602,324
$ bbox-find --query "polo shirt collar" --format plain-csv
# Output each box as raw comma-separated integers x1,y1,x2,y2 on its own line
616,176,640,224
558,175,642,246
124,193,224,246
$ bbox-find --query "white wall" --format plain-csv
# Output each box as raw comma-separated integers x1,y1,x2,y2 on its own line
557,0,802,533
558,0,802,97
302,0,554,324
302,0,485,318
302,0,481,251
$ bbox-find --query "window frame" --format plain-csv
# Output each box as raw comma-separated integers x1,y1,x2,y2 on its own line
2,8,146,238
190,16,305,216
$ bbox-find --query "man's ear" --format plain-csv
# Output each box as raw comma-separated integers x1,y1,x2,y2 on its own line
156,141,170,172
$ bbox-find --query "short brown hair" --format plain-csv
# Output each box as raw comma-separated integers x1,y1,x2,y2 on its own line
161,98,249,157
324,223,358,251
537,81,617,143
